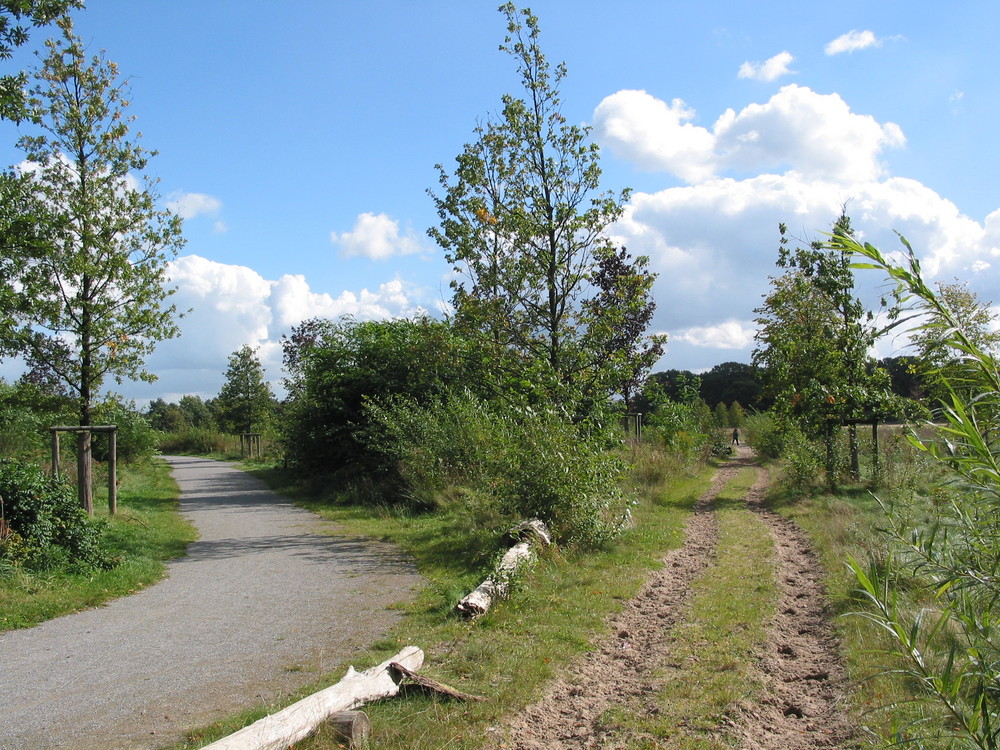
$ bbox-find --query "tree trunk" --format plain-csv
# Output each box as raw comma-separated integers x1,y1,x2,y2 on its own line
77,430,92,514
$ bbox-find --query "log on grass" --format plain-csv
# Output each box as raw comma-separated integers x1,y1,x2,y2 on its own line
456,519,552,619
200,645,423,750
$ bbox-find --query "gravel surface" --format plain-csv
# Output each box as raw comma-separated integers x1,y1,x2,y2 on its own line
0,456,422,750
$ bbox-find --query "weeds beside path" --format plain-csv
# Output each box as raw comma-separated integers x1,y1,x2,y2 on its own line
501,446,856,749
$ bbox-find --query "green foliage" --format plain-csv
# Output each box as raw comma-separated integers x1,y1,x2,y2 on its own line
156,427,232,456
215,345,275,435
742,411,785,460
0,1,82,121
283,315,487,479
429,4,662,414
0,17,183,425
86,398,157,463
0,459,110,570
754,216,904,487
363,390,633,548
838,232,1000,748
780,428,825,495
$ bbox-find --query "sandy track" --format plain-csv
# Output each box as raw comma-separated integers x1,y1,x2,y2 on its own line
501,448,855,749
0,456,422,750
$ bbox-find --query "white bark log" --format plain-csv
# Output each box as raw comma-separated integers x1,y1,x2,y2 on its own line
200,646,423,750
456,541,535,618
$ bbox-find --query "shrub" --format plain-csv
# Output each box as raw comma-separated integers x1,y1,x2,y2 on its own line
91,399,158,462
742,411,784,459
363,391,633,548
157,427,233,456
0,460,110,571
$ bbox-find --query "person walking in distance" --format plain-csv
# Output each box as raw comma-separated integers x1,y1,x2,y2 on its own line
732,427,740,446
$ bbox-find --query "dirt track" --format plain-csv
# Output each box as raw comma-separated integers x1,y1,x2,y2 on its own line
502,446,856,749
0,456,422,750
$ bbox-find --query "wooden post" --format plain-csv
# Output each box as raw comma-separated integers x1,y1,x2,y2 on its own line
108,429,117,515
51,429,60,480
77,430,93,515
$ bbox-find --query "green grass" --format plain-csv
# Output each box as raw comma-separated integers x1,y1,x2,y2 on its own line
598,467,776,749
0,457,197,631
171,446,715,750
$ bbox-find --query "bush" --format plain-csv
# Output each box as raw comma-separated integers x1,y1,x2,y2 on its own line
91,399,158,462
363,391,633,548
157,427,233,456
0,460,110,571
780,428,824,494
742,411,784,459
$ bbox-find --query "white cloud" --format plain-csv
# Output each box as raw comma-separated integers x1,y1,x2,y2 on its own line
121,254,420,402
592,90,718,183
738,51,794,82
674,321,757,349
331,212,424,260
825,30,880,55
594,85,904,186
594,83,1000,371
167,192,223,220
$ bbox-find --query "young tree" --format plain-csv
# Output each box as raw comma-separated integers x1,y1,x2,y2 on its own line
0,18,184,426
754,216,898,482
215,345,275,435
842,233,1000,748
429,4,662,413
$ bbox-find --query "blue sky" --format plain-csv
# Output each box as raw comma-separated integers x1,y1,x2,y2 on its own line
2,1,999,404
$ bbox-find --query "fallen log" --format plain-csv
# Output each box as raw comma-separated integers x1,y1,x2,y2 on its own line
200,645,423,750
456,519,551,619
390,661,485,702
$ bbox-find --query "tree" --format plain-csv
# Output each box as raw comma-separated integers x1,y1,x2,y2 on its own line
910,281,1000,409
429,4,662,413
0,1,82,121
698,361,763,409
216,345,274,435
0,18,183,426
754,215,898,483
281,315,487,478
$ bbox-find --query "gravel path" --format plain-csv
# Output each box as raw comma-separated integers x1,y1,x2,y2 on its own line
0,456,422,750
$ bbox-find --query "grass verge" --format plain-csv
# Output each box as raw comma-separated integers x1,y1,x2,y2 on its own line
0,457,197,632
171,447,715,750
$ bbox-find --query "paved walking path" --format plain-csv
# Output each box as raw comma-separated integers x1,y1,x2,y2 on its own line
0,456,422,750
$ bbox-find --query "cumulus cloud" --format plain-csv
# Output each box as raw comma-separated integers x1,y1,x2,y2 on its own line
594,84,1000,371
674,321,758,349
167,191,227,234
331,212,424,260
594,85,904,186
123,254,421,402
825,30,880,55
738,51,795,82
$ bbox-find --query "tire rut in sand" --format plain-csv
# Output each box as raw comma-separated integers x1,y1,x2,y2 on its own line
731,477,858,749
499,449,856,749
500,457,746,749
